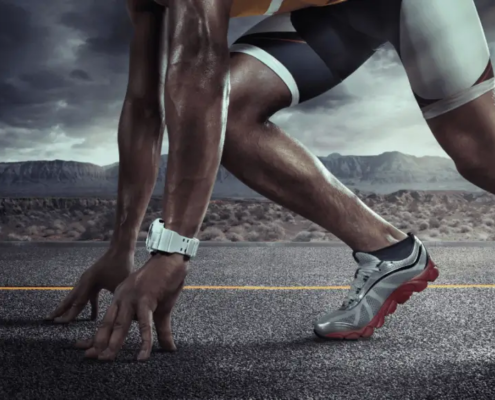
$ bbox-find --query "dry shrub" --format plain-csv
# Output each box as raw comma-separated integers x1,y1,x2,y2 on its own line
199,227,225,241
283,213,295,223
72,210,84,219
66,230,80,238
292,231,312,242
25,225,40,235
308,223,324,232
216,220,228,229
419,221,429,231
227,217,240,226
254,222,285,241
7,233,31,241
449,220,460,228
227,226,246,235
242,222,252,231
398,222,409,230
235,209,250,220
208,213,220,221
243,217,256,225
483,218,495,227
67,222,86,233
79,226,103,241
407,201,420,213
200,221,215,231
429,218,441,229
52,219,65,230
401,211,413,221
309,231,326,241
439,226,450,234
211,236,230,242
263,213,275,222
226,232,244,242
219,211,231,220
459,226,472,233
246,231,260,242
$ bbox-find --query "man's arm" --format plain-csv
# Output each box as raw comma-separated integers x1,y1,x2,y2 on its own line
76,0,234,360
161,0,232,239
111,0,168,253
44,0,168,323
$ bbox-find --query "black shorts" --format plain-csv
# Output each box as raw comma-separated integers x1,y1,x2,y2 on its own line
230,0,493,119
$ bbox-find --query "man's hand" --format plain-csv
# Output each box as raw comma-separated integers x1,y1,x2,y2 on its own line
45,249,133,323
75,253,187,361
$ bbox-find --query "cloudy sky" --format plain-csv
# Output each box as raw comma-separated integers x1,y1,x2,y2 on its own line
0,0,494,166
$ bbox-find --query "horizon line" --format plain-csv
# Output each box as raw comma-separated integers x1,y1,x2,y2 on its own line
0,151,451,168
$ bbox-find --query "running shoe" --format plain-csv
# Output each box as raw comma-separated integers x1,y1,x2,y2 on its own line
314,233,439,339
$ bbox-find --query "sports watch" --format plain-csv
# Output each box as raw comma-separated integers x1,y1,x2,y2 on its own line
145,218,200,258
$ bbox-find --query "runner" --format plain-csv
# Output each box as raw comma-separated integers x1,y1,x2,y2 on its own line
48,0,491,360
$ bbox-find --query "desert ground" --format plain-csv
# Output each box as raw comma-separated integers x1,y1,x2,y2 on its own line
1,190,495,242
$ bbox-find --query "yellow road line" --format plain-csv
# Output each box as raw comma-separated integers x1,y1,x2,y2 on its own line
1,284,495,291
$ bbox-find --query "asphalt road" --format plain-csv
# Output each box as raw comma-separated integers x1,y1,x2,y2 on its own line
1,241,495,400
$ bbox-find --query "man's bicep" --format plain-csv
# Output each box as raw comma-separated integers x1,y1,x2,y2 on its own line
126,5,167,107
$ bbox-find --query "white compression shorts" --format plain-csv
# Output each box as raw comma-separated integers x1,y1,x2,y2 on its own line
231,0,494,119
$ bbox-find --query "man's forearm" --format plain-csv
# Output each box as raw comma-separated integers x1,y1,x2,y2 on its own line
162,68,230,238
110,99,165,252
161,1,231,239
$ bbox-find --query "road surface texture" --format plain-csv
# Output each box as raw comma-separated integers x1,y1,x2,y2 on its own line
1,241,494,400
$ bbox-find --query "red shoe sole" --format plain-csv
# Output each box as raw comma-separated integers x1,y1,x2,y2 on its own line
317,258,439,340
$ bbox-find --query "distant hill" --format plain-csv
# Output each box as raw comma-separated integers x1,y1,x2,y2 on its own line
0,152,479,197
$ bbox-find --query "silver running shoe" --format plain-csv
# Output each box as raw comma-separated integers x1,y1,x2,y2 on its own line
314,233,439,339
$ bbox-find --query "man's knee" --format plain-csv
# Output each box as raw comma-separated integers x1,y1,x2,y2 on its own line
449,138,494,182
428,90,495,182
455,158,487,182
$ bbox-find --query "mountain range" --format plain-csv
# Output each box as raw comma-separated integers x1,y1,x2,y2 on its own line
0,151,479,197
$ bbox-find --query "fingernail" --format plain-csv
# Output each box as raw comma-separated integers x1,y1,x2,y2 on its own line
137,350,148,361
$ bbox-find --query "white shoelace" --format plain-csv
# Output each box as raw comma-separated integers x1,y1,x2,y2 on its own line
341,260,382,308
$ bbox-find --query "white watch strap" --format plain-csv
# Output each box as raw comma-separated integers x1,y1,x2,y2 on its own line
146,219,200,258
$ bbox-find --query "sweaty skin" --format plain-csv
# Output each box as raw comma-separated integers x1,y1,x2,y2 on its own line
47,0,495,360
82,0,233,361
47,0,406,360
47,0,233,362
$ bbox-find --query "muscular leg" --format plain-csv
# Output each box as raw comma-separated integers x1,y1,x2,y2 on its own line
428,92,495,191
225,7,437,340
222,53,407,252
395,0,495,196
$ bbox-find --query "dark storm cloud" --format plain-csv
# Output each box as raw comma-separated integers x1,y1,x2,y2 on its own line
70,69,92,81
0,0,494,163
0,2,50,77
0,1,266,161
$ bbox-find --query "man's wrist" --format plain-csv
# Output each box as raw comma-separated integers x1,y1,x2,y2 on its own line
109,228,138,254
161,216,199,239
150,251,190,263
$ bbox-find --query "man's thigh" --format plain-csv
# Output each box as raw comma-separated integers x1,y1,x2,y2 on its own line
391,0,494,121
230,4,386,108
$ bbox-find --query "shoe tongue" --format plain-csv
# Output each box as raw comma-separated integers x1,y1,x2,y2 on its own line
352,252,381,265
